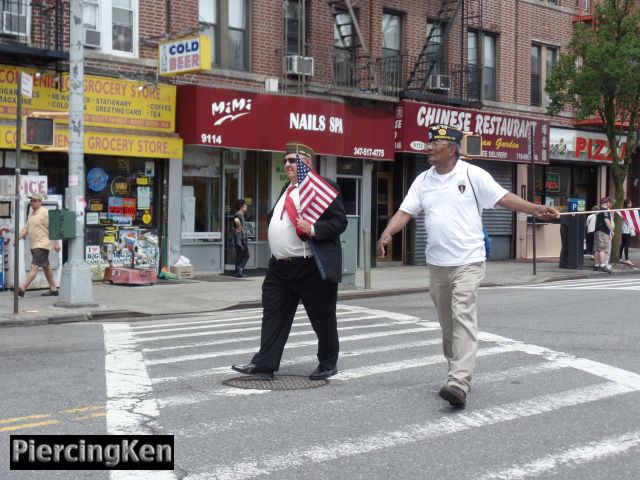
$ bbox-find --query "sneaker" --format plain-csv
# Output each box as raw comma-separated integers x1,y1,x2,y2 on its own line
17,287,25,297
600,265,613,274
592,266,601,272
41,290,59,296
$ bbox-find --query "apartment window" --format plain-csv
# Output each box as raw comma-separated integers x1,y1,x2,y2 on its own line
199,0,249,70
199,0,218,65
381,12,402,90
467,31,479,99
468,31,496,101
333,10,355,86
1,0,28,37
426,22,443,76
531,44,557,106
83,1,137,56
483,34,496,100
284,0,309,55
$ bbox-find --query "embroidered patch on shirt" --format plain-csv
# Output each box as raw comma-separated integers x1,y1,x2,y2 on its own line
457,179,467,194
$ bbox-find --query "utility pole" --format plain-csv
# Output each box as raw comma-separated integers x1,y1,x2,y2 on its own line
57,0,94,306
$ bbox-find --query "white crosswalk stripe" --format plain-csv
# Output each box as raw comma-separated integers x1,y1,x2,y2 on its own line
502,276,640,290
103,303,640,480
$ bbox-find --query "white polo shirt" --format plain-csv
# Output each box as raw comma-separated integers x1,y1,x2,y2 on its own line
400,160,507,266
268,185,312,259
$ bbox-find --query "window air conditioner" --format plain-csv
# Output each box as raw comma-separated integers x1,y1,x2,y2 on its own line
426,74,451,91
285,55,314,76
2,11,27,37
84,28,101,48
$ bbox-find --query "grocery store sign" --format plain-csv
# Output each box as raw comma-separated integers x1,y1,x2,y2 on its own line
0,125,183,159
0,65,177,132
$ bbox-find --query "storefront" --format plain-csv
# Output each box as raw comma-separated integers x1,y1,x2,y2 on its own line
175,85,394,273
393,100,551,263
0,66,183,279
533,126,627,257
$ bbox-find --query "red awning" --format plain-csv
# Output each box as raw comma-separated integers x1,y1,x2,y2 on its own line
176,85,395,161
394,100,551,164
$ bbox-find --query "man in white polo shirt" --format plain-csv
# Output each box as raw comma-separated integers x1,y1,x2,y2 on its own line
377,125,559,408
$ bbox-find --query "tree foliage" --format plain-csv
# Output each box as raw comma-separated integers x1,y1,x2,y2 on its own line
546,0,640,261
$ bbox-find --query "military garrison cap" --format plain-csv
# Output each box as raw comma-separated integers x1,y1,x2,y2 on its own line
427,124,464,145
285,142,315,159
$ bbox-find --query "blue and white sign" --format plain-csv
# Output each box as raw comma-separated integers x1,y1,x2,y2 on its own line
87,167,109,192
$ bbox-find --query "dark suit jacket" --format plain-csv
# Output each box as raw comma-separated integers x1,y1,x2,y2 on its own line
267,178,348,283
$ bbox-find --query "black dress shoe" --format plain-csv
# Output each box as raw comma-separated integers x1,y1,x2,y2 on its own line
231,363,274,379
438,384,467,408
309,366,337,380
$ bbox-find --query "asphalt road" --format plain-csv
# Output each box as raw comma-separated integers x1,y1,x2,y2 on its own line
1,275,640,479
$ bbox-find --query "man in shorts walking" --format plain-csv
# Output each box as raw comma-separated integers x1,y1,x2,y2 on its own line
15,193,61,296
593,196,614,274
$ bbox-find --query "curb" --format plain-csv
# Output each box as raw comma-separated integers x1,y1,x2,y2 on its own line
1,267,638,328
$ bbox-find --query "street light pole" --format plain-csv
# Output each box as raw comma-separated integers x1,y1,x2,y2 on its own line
57,0,94,306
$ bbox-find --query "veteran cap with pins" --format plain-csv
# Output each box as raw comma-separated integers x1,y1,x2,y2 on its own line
285,142,315,159
427,124,464,145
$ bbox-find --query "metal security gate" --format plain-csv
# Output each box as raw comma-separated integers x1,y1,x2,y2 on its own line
413,161,515,265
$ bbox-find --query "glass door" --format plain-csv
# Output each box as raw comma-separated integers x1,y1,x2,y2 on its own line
376,172,393,261
223,150,242,271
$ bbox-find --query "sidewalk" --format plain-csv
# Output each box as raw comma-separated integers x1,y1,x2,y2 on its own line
1,250,639,328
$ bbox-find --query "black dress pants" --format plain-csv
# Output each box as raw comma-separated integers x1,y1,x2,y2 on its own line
251,256,339,371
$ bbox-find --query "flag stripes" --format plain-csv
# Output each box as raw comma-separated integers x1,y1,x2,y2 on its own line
296,157,338,223
620,209,640,234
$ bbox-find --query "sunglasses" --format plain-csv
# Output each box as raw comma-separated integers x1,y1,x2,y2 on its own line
282,157,298,165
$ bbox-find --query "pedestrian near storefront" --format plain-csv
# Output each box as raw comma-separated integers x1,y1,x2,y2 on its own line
594,196,614,274
377,125,559,408
232,198,250,278
231,142,348,380
585,205,600,259
14,194,61,297
619,198,633,265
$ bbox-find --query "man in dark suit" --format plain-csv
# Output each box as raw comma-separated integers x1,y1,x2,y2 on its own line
232,142,348,380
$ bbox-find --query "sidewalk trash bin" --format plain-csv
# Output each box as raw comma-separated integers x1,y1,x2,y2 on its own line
559,214,585,269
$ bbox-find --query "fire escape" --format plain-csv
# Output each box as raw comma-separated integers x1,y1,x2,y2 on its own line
0,0,67,67
327,0,378,92
404,0,483,105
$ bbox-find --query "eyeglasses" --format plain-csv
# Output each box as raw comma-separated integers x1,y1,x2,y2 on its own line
282,157,298,165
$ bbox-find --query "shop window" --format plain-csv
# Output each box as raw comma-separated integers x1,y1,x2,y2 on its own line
83,0,137,56
200,0,249,70
85,156,159,229
533,165,574,212
83,156,162,276
240,151,269,241
182,147,222,241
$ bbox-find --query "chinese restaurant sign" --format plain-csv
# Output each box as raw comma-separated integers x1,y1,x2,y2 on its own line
394,100,550,164
0,65,177,133
176,85,395,160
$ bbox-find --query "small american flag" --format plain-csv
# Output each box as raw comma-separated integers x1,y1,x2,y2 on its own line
296,155,339,223
620,208,640,235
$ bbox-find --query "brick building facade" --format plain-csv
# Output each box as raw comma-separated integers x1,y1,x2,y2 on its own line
0,0,630,280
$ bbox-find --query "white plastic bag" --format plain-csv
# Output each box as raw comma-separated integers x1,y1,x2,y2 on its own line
174,255,191,266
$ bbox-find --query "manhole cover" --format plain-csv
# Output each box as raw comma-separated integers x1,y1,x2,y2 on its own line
223,375,328,391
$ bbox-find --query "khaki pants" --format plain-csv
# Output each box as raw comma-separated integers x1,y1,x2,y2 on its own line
429,262,485,393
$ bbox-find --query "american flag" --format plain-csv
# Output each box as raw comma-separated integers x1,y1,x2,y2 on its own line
296,155,339,223
620,208,640,235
